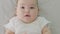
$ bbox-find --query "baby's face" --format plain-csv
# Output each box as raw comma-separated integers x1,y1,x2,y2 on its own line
16,0,39,23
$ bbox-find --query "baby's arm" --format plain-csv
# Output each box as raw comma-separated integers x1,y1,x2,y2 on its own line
5,29,15,34
42,26,51,34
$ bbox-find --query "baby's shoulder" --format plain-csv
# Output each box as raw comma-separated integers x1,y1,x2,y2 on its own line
4,16,18,26
38,16,49,21
9,16,18,22
3,16,17,32
37,16,50,25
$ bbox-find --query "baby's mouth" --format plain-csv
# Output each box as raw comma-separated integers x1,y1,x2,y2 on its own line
24,14,31,17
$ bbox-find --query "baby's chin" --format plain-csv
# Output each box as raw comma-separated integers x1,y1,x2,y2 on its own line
21,18,35,24
22,19,33,23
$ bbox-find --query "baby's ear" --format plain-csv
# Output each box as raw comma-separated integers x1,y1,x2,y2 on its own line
38,8,40,11
38,8,40,12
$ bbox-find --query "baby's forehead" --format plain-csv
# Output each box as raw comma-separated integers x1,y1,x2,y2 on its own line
19,4,37,6
18,0,37,5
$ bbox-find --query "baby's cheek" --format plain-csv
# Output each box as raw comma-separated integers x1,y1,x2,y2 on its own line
31,13,37,17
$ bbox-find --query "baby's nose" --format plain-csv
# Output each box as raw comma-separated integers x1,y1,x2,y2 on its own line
25,8,30,13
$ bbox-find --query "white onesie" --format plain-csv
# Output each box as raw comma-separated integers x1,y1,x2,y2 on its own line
4,16,50,34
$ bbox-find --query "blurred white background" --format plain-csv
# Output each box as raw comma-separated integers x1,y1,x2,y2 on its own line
0,0,60,34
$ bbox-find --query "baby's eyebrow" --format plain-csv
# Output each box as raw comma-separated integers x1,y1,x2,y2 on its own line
30,4,37,6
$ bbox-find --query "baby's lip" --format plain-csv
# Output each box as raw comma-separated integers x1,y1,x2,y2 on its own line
24,14,31,17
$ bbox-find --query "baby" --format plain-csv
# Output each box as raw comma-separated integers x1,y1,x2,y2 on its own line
4,0,51,34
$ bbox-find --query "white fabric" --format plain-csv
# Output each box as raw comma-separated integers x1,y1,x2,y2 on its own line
4,16,50,34
3,17,15,32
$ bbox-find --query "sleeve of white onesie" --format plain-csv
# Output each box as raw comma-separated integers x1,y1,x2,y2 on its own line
3,18,15,32
40,17,51,30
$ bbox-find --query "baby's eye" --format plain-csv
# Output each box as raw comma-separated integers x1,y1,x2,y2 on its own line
21,6,25,9
30,7,35,9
